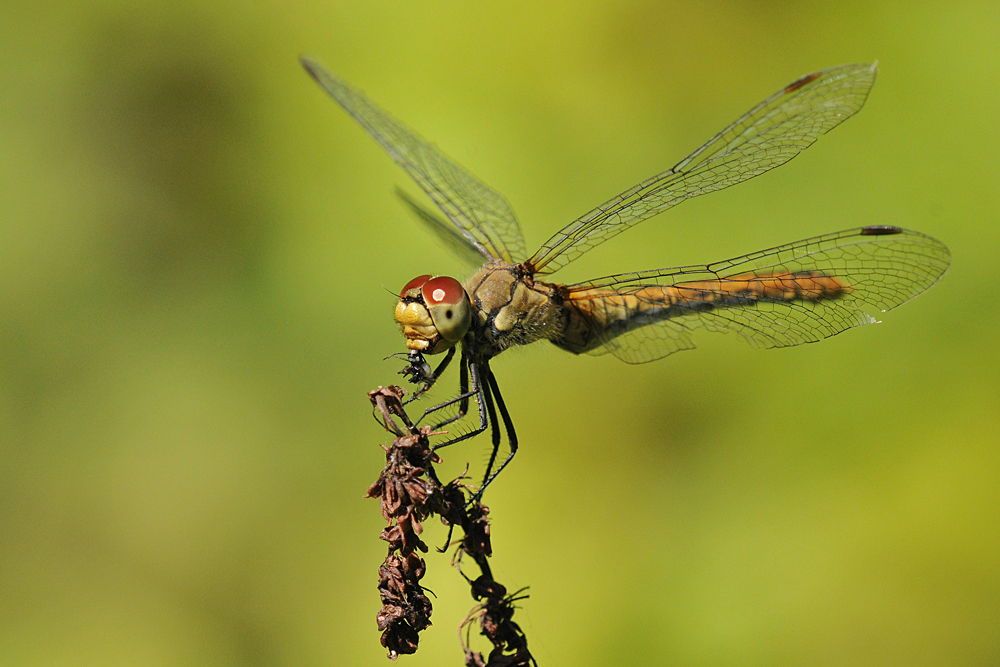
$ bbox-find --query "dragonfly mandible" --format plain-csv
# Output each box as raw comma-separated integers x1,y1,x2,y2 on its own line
302,60,950,497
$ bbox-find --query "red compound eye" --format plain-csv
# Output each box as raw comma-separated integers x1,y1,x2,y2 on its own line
422,276,465,305
400,274,432,298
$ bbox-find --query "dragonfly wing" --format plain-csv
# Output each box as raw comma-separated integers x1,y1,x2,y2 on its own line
558,227,950,364
395,188,490,268
529,63,878,275
302,58,527,263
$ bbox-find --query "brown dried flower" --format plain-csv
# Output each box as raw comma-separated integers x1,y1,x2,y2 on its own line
367,386,534,665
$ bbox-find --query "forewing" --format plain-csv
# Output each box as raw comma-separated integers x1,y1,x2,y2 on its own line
529,63,878,274
302,58,527,263
563,227,950,364
395,188,490,268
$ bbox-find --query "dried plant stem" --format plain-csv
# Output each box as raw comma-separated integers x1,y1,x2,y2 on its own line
367,386,535,666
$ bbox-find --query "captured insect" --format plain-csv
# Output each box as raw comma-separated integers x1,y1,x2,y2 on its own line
303,60,949,498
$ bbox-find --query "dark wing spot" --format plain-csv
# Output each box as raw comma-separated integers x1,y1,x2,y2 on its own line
860,225,904,236
785,72,821,93
446,309,453,318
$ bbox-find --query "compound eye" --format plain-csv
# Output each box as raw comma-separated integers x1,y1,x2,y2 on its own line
400,274,432,299
422,276,465,306
422,276,471,343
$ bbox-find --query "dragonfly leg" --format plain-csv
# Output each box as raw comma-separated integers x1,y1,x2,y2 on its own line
429,355,470,429
413,354,475,426
425,357,488,450
479,366,501,488
403,347,456,404
472,367,518,501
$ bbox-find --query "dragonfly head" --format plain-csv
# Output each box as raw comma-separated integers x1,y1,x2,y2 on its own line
394,274,471,354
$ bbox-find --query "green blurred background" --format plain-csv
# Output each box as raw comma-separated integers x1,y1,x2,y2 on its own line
1,1,997,665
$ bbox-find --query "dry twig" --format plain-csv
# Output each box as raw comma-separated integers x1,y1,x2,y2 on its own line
367,386,535,665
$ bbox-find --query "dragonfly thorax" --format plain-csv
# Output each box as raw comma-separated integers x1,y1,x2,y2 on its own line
394,274,472,354
464,261,567,357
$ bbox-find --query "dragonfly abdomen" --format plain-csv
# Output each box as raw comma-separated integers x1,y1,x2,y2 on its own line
553,271,852,354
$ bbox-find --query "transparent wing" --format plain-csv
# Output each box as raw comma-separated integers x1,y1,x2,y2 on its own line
302,57,526,263
394,188,489,268
561,226,950,364
529,63,878,275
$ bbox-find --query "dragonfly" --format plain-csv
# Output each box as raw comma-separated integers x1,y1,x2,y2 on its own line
302,60,950,497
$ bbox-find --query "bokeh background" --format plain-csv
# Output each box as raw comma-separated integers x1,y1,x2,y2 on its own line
2,1,998,665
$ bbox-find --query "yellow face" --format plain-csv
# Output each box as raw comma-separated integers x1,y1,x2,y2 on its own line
394,275,471,354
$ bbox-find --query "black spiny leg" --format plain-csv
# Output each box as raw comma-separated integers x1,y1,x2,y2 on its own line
429,354,470,430
479,365,501,493
474,366,518,500
417,355,488,450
